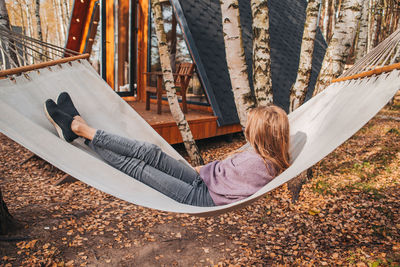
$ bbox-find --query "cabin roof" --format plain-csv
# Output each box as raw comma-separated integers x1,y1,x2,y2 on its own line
171,0,327,126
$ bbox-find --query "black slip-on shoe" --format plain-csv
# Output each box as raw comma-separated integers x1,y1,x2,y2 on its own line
57,92,80,118
44,99,78,142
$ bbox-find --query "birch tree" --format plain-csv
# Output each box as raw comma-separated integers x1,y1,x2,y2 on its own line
52,0,65,46
355,0,369,61
251,0,272,106
0,0,11,30
21,0,34,51
313,0,364,96
0,2,20,234
151,0,204,166
367,0,374,52
220,0,255,127
289,0,320,112
34,0,43,41
0,0,19,67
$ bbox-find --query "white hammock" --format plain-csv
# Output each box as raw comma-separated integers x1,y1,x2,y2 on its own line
1,30,399,216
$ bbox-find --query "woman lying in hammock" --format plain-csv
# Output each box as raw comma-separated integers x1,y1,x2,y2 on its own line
44,92,290,207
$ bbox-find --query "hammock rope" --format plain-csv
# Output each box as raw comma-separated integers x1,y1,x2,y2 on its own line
0,27,80,70
341,28,400,77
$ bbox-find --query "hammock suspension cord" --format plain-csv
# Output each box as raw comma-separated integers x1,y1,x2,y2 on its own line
0,27,80,70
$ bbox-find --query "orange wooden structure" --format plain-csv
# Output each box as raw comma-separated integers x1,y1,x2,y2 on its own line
66,0,242,144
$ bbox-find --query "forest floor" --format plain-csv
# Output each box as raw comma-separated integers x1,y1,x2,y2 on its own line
0,94,399,266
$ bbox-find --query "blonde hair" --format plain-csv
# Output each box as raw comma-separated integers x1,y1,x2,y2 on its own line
244,105,290,174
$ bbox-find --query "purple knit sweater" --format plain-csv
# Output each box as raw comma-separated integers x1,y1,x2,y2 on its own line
199,150,276,205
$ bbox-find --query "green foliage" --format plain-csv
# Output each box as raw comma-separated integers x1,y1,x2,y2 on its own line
386,128,400,135
312,180,333,195
367,259,382,267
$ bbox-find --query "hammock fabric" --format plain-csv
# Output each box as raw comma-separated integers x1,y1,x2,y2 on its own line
1,58,399,216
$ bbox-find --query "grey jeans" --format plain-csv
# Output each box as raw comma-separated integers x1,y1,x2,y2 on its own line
87,130,215,207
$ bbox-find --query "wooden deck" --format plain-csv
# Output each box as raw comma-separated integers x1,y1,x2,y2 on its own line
126,101,242,144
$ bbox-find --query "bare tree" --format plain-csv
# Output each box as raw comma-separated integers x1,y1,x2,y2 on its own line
220,0,255,127
151,0,203,166
289,0,320,112
251,0,272,106
22,0,34,39
52,0,65,46
354,0,369,60
0,0,19,67
313,0,364,96
34,0,43,41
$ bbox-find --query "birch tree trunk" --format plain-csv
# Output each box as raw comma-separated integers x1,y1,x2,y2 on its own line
0,187,19,235
151,0,204,166
328,0,335,43
367,0,373,52
313,0,364,96
251,0,273,106
57,0,67,41
289,0,320,112
322,0,329,39
52,0,65,46
354,0,369,61
373,3,382,47
0,0,10,29
0,0,19,67
220,0,254,127
34,0,42,41
18,1,25,35
21,0,34,63
64,0,70,24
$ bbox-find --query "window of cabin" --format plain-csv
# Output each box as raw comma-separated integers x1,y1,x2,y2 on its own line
149,1,209,105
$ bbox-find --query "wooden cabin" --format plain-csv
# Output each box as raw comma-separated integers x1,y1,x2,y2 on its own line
65,0,326,144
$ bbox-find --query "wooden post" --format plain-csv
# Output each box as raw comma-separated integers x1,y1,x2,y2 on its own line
106,0,115,89
129,0,138,94
137,0,149,101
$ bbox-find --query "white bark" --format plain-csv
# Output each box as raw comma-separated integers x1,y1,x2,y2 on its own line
313,0,364,96
34,0,42,41
220,0,254,127
323,0,329,39
22,0,33,40
367,0,373,52
0,0,19,67
64,0,70,23
53,0,65,46
0,0,9,28
289,0,320,112
251,0,273,106
355,0,369,61
151,0,203,166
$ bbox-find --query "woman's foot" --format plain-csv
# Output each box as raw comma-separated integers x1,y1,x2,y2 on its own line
44,99,78,142
57,92,80,117
70,118,97,141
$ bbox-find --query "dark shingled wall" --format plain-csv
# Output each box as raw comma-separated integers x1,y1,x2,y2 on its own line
170,0,327,126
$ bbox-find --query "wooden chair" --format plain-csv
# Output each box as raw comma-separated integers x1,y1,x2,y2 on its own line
145,62,195,114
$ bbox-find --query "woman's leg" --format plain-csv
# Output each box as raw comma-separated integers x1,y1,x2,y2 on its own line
71,118,200,185
88,142,215,207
